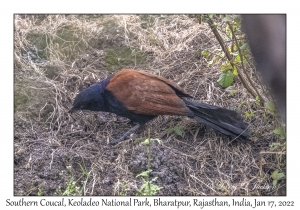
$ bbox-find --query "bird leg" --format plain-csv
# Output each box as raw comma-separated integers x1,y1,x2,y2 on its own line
109,124,141,145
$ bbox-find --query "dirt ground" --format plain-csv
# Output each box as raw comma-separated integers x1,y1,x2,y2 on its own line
14,14,286,196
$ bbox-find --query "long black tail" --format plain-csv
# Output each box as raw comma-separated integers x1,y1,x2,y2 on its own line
184,99,250,141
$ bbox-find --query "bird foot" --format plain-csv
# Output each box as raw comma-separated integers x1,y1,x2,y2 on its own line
109,136,128,145
108,123,141,145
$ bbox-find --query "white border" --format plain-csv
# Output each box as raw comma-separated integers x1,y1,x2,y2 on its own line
1,0,299,209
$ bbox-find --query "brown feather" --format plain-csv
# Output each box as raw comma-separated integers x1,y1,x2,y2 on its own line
106,69,193,116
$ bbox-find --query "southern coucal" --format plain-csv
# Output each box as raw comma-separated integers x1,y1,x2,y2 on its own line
70,69,250,145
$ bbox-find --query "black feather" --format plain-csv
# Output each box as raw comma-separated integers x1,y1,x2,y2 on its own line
184,99,250,141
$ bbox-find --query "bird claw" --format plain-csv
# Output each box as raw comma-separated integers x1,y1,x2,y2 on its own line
109,124,141,145
108,136,128,145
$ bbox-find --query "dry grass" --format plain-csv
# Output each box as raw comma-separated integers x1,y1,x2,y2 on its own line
14,14,286,196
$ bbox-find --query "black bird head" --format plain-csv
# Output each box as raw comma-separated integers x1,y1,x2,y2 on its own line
69,77,111,113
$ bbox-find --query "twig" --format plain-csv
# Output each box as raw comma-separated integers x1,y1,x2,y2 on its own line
260,151,286,155
49,149,56,170
204,16,260,102
189,174,218,194
228,23,265,105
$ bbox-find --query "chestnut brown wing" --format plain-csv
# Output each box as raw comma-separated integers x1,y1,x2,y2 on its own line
105,69,193,116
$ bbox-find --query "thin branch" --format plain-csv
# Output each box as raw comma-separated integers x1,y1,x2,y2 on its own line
204,16,260,101
260,151,286,155
228,23,265,105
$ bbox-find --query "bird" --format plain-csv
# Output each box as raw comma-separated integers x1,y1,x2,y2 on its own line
69,69,250,145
